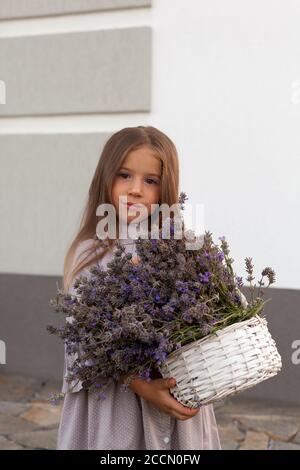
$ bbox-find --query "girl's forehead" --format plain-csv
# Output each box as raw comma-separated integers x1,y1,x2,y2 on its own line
121,148,162,175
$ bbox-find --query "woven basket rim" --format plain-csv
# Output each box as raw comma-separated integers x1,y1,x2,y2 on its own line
166,314,267,361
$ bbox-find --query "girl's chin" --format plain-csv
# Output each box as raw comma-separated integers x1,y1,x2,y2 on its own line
118,216,151,230
118,215,142,224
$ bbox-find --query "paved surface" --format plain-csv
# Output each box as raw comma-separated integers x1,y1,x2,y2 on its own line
213,395,300,450
0,373,299,450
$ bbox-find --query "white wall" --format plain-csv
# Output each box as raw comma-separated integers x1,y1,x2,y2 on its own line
151,0,300,289
1,0,299,289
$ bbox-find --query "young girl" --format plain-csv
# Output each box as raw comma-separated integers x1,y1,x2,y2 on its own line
57,126,221,450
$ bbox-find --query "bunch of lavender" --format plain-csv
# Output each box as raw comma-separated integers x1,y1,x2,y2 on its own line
47,192,275,403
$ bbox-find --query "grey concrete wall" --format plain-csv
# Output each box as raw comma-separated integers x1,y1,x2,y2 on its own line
0,273,64,381
0,133,112,276
0,27,151,116
241,287,300,405
0,0,151,19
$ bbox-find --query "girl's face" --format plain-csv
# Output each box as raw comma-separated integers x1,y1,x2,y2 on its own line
112,145,162,226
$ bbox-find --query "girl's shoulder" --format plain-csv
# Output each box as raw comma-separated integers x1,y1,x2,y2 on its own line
73,238,97,264
68,239,102,295
70,238,116,288
72,238,111,271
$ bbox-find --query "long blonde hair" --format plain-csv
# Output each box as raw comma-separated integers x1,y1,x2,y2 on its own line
63,125,180,294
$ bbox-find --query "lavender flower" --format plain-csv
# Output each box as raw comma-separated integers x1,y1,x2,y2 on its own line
261,267,276,285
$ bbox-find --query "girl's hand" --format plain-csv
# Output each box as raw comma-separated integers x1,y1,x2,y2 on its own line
121,374,200,421
130,254,140,265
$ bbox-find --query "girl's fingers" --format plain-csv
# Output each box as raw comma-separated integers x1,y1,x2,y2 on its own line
165,378,200,418
131,255,140,265
152,378,200,419
171,405,200,420
171,399,200,418
155,378,176,389
167,378,176,388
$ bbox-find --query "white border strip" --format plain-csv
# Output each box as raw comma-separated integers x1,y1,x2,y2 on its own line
0,8,151,38
0,113,151,134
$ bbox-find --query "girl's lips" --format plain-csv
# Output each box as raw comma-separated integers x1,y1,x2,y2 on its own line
125,202,142,207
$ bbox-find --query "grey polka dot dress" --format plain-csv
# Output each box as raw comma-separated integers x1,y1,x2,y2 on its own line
57,237,221,450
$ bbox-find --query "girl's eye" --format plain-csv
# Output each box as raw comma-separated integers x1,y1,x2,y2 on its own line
146,178,159,185
118,172,159,185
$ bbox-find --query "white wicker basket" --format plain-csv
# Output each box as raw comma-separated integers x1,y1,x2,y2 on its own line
158,315,282,408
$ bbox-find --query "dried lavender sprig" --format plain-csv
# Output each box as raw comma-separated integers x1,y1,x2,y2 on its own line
178,191,188,211
257,267,276,299
245,257,256,303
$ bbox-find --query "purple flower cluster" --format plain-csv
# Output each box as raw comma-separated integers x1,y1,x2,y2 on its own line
48,192,276,402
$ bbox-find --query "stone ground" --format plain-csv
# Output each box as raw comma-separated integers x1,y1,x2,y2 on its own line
0,373,299,450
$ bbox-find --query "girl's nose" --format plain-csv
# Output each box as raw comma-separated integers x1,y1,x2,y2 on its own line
129,179,143,195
